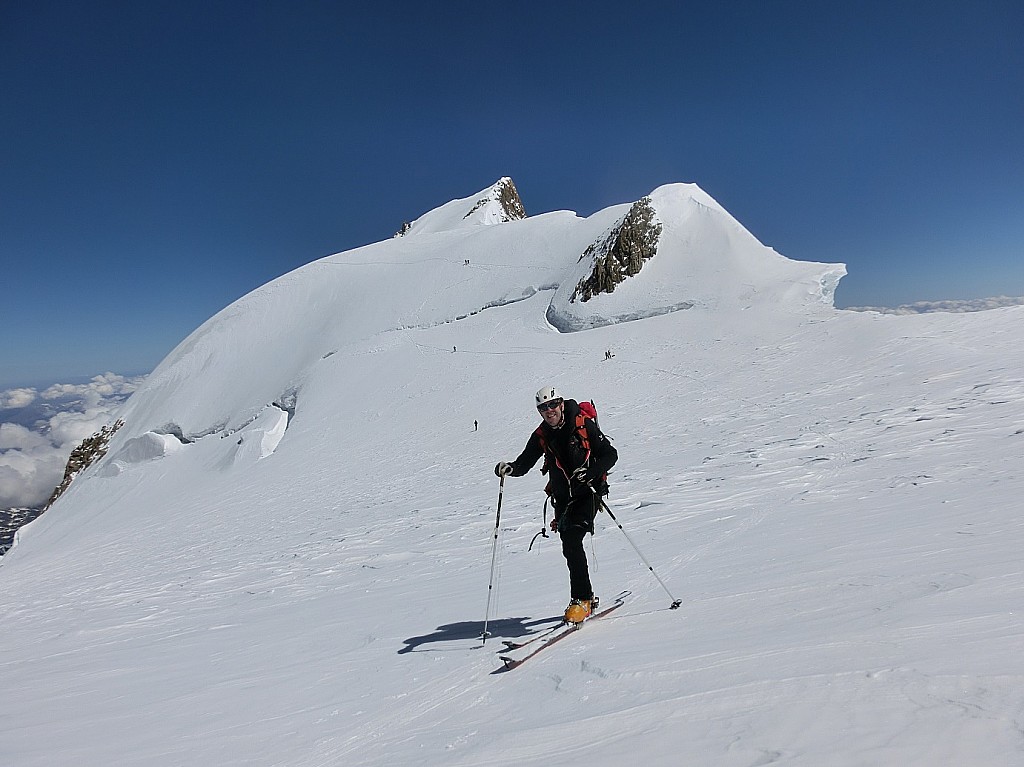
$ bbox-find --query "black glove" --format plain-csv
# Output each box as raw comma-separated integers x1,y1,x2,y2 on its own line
495,461,513,477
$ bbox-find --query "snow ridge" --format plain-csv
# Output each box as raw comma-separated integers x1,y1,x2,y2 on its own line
395,177,527,237
101,179,844,451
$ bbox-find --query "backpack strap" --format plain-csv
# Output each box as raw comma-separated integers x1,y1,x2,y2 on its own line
574,411,590,457
535,413,609,499
535,412,592,479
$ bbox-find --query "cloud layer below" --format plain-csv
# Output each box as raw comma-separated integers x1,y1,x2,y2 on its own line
0,373,143,508
845,295,1024,314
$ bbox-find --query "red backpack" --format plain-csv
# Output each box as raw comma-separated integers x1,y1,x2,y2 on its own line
535,400,608,494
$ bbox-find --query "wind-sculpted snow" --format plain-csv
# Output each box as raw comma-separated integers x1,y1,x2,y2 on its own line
101,404,289,476
546,300,697,332
102,431,183,468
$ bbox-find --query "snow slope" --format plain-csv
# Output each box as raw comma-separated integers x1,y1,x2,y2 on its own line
549,183,845,330
1,180,1022,766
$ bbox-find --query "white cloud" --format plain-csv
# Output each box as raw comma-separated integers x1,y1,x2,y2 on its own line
1,372,145,509
0,423,68,508
845,295,1024,314
48,408,115,449
0,449,65,509
0,388,38,409
41,372,140,403
0,423,50,451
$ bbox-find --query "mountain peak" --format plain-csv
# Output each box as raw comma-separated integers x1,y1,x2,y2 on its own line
570,196,662,303
464,177,526,223
395,177,526,237
547,183,846,331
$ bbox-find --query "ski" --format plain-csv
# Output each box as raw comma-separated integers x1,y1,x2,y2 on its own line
497,591,629,671
500,622,564,652
498,590,631,653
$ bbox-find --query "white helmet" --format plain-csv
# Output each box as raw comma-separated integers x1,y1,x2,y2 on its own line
535,385,562,406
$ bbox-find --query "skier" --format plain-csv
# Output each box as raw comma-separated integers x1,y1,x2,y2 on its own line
495,386,618,623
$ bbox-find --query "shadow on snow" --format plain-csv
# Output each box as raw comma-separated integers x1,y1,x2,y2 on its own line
399,615,562,654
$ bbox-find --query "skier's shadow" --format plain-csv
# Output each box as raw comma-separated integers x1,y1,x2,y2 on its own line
399,615,561,654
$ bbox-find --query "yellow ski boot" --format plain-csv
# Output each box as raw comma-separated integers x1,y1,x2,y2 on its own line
564,598,593,624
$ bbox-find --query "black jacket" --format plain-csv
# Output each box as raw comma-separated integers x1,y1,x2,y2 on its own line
508,399,617,505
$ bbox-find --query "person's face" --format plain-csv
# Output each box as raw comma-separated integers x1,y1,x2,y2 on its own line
537,398,564,426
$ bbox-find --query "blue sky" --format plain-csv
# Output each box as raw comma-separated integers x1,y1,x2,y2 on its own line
2,1,1022,388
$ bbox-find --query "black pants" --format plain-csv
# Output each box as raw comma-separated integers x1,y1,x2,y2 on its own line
557,494,598,600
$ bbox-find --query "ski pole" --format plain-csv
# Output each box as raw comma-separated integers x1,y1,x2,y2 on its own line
600,498,681,609
481,475,505,643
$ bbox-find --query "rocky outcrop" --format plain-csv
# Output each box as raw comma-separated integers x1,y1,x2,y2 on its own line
44,420,125,510
0,507,43,555
464,177,526,222
395,177,526,237
570,197,662,302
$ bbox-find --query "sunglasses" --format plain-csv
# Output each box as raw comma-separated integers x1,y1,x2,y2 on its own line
537,399,563,412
